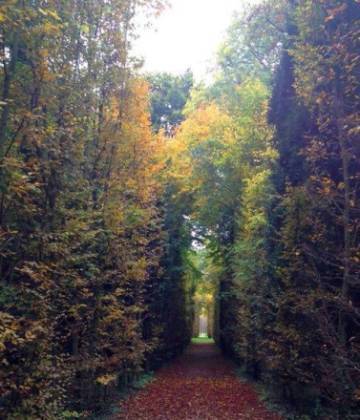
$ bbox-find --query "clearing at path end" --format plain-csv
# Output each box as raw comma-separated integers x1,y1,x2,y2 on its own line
115,342,282,420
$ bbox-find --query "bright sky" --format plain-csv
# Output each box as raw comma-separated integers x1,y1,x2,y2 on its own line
134,0,260,81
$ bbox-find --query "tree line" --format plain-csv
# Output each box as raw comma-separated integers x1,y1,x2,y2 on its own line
0,1,193,417
164,0,359,418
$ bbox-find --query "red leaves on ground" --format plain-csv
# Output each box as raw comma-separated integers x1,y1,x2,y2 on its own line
116,343,281,419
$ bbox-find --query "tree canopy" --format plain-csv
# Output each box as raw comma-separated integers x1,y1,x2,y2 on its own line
0,0,359,418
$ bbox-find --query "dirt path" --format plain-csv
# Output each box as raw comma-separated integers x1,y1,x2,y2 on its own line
115,342,281,419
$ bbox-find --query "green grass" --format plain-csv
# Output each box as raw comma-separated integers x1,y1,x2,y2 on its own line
191,337,215,344
131,372,154,390
89,372,155,419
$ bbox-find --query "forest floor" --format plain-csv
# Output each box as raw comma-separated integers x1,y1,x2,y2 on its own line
114,341,282,420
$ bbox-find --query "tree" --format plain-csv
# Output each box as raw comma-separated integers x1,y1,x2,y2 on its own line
0,1,175,417
148,70,194,135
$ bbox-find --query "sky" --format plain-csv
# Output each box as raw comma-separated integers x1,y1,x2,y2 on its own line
134,0,260,81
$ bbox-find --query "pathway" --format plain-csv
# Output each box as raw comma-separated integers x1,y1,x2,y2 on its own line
115,341,281,419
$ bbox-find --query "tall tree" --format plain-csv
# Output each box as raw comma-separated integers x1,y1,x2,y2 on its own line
148,70,193,134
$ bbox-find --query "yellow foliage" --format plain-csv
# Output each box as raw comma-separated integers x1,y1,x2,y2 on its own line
165,103,233,193
96,374,117,386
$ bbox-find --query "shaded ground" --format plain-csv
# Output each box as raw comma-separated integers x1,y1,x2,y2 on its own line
115,342,281,419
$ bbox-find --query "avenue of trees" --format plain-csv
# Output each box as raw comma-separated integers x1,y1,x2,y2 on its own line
0,0,359,418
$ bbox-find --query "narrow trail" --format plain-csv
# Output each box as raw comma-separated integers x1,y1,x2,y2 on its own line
115,342,281,420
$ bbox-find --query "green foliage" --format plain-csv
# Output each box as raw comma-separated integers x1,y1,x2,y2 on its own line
131,372,154,390
215,0,286,92
191,337,214,345
163,1,359,418
148,70,194,134
229,0,359,417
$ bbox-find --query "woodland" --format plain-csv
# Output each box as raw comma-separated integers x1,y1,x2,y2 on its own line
0,0,359,419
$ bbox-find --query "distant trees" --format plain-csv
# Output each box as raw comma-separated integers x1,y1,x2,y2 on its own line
147,70,196,364
148,70,194,134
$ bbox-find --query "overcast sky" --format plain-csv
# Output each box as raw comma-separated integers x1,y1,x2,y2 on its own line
134,0,260,81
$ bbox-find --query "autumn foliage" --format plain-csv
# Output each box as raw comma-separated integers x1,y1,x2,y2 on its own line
0,0,359,419
0,1,191,418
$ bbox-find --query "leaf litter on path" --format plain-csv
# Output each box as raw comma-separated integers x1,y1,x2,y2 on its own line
115,343,282,420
